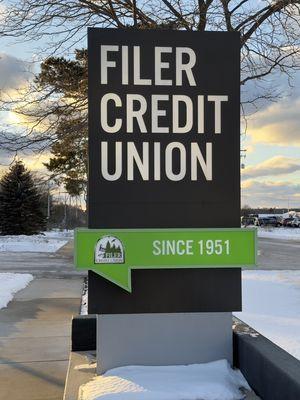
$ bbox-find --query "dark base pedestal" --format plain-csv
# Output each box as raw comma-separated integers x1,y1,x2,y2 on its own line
88,268,241,314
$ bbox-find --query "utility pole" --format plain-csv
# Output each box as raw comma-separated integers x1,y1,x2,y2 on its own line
240,149,247,169
64,194,68,231
47,183,51,219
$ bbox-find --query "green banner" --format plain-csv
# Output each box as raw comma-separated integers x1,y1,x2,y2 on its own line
75,228,257,292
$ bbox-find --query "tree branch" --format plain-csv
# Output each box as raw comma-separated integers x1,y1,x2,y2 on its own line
160,0,191,30
220,0,234,31
107,0,125,28
230,0,249,15
132,0,138,27
197,0,214,31
241,0,300,45
241,50,299,85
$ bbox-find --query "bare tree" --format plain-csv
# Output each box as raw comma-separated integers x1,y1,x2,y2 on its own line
0,0,299,193
1,1,299,79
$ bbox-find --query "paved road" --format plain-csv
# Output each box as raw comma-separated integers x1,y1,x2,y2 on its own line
0,240,86,278
257,237,300,270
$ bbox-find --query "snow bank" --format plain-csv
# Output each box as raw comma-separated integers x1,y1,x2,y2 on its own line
257,227,300,241
79,360,249,400
235,270,300,360
0,273,33,309
0,233,69,252
81,278,88,315
44,229,74,239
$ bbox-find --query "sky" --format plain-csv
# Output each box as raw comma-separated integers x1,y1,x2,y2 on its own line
240,72,300,210
0,26,300,209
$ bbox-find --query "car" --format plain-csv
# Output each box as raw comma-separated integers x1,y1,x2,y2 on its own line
292,218,300,228
241,216,256,226
283,217,295,227
256,217,281,227
268,216,282,226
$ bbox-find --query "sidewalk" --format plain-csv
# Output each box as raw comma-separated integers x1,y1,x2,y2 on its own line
0,277,83,400
0,240,85,278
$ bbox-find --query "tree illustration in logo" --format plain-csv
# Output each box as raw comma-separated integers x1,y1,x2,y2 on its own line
104,240,122,258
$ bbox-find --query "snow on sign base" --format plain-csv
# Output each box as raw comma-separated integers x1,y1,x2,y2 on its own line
79,360,250,400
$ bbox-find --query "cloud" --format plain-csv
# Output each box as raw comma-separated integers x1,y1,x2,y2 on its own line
0,52,33,97
242,179,300,208
244,143,255,154
248,97,300,146
0,151,50,178
242,180,300,193
242,156,300,179
243,67,300,147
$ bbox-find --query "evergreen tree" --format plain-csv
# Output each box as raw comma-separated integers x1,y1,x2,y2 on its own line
115,245,122,257
105,241,112,257
0,161,46,235
40,50,88,197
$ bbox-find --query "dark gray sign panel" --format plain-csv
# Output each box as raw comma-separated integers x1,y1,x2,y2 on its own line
88,28,241,313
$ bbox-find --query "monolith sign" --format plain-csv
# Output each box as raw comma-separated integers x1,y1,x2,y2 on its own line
84,28,244,315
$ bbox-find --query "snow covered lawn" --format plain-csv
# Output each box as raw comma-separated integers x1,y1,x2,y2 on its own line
236,270,300,360
257,227,300,241
0,230,73,253
79,360,249,400
44,230,74,239
0,273,33,309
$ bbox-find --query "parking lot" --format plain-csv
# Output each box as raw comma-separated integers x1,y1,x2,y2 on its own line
242,214,300,228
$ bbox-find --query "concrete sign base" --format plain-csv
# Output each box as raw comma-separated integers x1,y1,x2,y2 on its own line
97,312,232,374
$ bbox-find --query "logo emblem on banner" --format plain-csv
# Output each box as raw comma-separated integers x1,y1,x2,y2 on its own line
94,236,125,264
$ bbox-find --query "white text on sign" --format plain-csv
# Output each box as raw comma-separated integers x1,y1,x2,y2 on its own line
99,45,230,183
152,239,231,256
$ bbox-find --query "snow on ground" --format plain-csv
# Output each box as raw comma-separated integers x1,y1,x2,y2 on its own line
256,227,300,240
43,229,74,239
235,270,300,360
0,230,73,252
79,360,250,400
81,278,88,315
0,273,33,309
